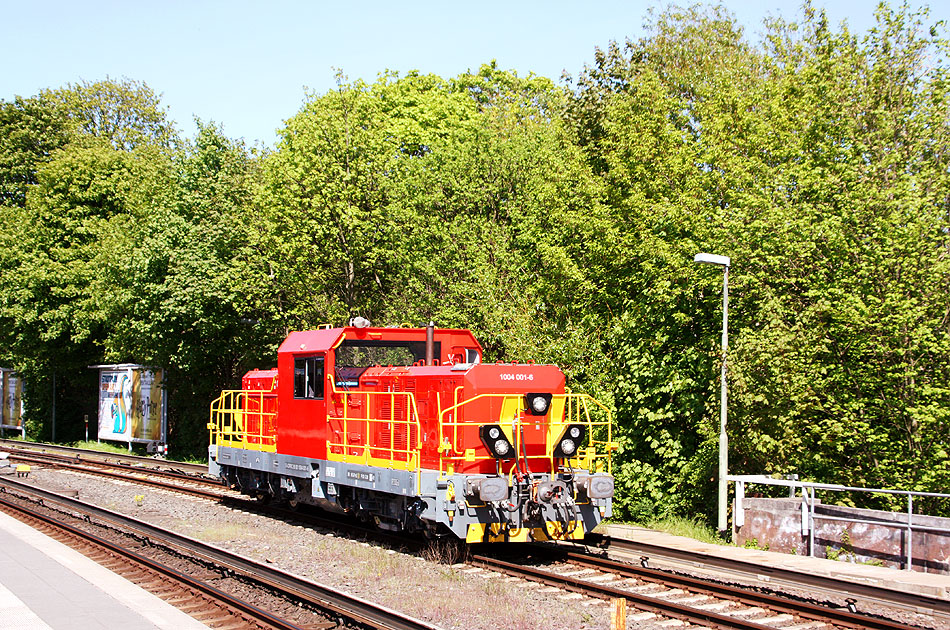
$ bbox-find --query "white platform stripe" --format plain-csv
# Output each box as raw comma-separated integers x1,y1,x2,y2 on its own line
0,510,205,630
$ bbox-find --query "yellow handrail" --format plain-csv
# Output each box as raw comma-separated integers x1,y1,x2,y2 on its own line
437,392,614,476
209,381,615,480
208,390,277,453
325,379,422,474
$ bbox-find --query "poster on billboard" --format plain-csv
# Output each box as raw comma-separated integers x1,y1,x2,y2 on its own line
94,364,166,445
1,369,25,436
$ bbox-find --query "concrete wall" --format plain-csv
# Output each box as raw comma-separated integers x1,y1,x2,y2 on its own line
734,497,950,574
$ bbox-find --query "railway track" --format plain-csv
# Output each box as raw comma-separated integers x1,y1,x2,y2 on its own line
0,485,311,630
0,477,440,630
3,446,226,499
0,437,209,475
228,495,943,628
593,534,950,623
468,547,932,630
5,443,944,630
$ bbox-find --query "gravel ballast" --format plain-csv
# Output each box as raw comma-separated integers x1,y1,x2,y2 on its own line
18,467,611,630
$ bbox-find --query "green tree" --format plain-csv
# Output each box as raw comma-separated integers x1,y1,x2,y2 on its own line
0,78,179,441
727,3,950,511
106,121,264,453
1,138,175,439
570,2,950,520
568,4,758,520
45,77,177,150
254,66,610,378
0,95,71,208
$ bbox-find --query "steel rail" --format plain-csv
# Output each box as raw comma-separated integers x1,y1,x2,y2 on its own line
6,453,226,499
0,477,440,630
5,448,223,486
10,443,936,628
0,438,209,474
588,533,950,618
556,549,923,630
32,455,924,630
212,498,935,630
0,492,304,630
469,553,780,630
4,447,222,485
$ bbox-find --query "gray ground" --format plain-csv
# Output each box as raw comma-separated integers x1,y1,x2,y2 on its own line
22,467,612,630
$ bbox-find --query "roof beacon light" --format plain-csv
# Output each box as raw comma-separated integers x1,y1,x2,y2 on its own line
350,316,371,328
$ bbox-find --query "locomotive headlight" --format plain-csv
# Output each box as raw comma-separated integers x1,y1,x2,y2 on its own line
553,424,587,459
524,392,553,416
530,396,548,414
479,424,514,460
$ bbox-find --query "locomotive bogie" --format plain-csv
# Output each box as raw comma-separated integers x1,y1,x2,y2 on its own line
208,324,616,542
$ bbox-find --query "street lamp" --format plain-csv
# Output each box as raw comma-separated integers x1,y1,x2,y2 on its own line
694,252,730,535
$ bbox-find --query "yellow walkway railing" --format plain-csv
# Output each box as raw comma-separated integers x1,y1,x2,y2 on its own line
325,382,421,472
209,383,615,478
208,390,276,453
436,392,614,477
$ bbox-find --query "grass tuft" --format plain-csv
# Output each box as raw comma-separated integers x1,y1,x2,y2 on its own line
637,515,725,544
420,539,469,565
193,523,249,542
70,440,139,455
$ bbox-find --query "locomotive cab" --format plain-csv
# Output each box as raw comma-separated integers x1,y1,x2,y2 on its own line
208,324,615,543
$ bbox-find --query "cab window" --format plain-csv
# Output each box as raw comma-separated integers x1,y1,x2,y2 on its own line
334,339,439,386
294,356,324,399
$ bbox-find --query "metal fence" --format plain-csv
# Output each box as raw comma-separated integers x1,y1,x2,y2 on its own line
729,474,950,571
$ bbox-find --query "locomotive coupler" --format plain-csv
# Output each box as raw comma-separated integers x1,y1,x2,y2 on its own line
535,479,571,504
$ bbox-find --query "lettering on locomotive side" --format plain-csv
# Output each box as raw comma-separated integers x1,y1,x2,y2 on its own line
347,470,376,483
285,462,307,472
499,373,534,382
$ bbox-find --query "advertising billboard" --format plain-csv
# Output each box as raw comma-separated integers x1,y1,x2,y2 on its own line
1,369,25,435
95,365,166,445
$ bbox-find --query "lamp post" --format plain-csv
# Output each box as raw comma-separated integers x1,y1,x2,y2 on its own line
694,252,730,535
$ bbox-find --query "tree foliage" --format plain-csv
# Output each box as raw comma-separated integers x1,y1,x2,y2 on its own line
0,3,947,520
45,77,177,150
0,95,71,207
253,65,610,372
569,2,950,518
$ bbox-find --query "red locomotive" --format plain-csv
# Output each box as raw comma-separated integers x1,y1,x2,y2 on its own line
208,322,616,542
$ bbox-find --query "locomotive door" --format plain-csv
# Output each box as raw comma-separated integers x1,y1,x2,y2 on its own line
290,354,327,451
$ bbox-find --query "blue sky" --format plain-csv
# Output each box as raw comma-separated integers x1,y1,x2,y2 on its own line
2,1,941,148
